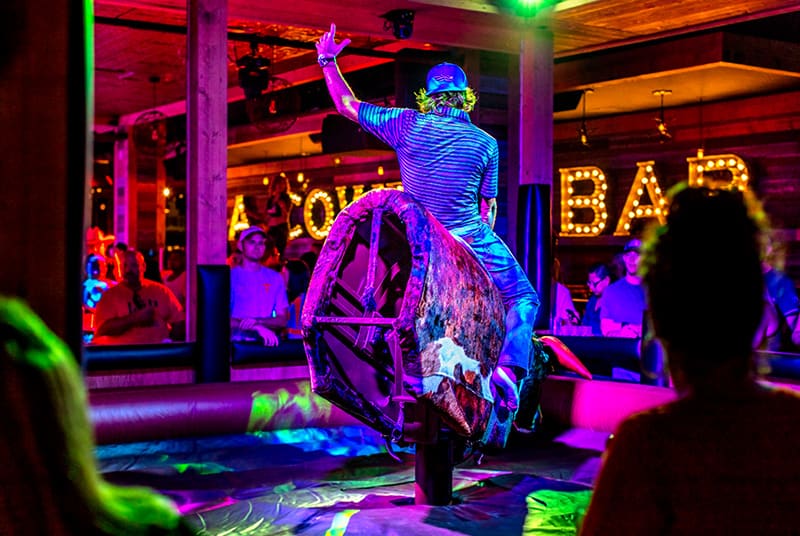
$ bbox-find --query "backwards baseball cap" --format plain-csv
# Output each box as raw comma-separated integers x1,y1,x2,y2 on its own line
425,63,468,95
623,238,642,253
238,226,267,246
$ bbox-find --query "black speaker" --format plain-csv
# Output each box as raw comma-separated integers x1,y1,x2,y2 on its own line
517,184,552,331
196,264,231,383
320,114,389,154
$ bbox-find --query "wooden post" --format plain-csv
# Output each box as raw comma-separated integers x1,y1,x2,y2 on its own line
0,0,90,358
513,14,554,330
518,15,554,188
112,139,131,246
186,0,228,340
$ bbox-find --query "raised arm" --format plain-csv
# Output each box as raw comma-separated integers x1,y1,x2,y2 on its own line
316,23,361,122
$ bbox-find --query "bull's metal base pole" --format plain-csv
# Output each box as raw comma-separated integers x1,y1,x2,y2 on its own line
414,435,453,505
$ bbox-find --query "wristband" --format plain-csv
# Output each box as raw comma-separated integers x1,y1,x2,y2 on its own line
317,54,336,68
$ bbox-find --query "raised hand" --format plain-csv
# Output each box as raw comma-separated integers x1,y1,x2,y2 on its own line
316,23,351,59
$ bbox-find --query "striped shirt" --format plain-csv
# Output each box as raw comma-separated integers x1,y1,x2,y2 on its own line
358,102,498,232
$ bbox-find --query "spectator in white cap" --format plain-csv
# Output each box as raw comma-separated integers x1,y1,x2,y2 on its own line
230,226,289,347
599,238,646,338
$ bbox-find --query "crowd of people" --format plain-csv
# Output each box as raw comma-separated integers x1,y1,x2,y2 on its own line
554,234,800,354
82,227,188,345
81,222,317,348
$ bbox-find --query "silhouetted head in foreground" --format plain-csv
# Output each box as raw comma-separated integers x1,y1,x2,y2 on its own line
0,296,193,534
640,184,768,390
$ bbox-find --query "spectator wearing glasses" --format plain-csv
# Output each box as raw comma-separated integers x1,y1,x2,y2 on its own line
581,262,611,336
599,239,646,338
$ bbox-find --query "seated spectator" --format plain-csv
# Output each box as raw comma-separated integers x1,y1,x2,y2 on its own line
93,249,184,345
300,250,319,274
300,240,324,274
105,241,128,281
0,296,195,534
581,262,611,336
82,253,114,311
599,238,646,338
580,185,800,535
230,227,289,347
162,249,186,307
82,253,116,342
263,237,284,272
142,248,164,283
552,258,580,331
85,226,115,259
762,237,799,351
285,258,311,339
754,289,781,350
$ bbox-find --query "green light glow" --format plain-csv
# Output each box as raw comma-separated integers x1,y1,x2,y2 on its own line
84,0,94,128
500,0,558,17
523,489,592,534
173,462,234,475
324,509,360,536
247,381,333,432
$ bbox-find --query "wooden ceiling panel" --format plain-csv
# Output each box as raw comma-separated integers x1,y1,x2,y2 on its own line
92,0,800,125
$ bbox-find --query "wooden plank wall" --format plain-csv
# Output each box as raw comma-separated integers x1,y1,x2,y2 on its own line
553,89,800,286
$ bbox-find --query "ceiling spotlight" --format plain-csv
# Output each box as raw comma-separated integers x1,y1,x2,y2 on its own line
382,9,415,40
653,89,672,143
578,88,594,148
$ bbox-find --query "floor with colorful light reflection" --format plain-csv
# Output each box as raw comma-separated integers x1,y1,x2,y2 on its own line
97,426,607,535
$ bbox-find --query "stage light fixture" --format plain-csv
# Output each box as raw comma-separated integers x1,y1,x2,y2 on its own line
381,9,415,40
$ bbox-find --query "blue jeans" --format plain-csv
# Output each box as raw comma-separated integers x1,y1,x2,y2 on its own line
452,223,540,373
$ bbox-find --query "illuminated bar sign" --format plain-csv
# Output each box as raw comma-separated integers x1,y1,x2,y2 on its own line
229,182,403,241
229,152,750,241
559,152,750,237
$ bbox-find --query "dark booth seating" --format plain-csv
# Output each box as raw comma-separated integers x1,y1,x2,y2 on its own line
230,339,307,365
83,342,196,371
89,379,360,445
554,335,641,378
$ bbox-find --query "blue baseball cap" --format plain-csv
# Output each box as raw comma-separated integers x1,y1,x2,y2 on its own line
425,63,468,95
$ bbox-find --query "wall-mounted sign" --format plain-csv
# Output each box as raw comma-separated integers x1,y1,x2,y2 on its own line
229,182,403,241
559,152,750,237
229,152,750,242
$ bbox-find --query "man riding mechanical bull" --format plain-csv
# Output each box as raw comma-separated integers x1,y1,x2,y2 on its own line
314,24,588,439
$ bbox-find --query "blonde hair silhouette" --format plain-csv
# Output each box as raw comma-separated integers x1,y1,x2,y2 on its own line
0,296,194,535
